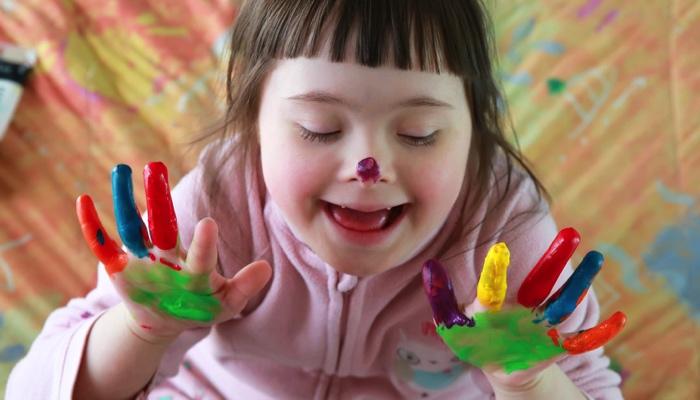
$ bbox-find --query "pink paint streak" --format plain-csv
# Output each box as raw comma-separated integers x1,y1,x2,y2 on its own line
577,0,602,19
596,10,619,31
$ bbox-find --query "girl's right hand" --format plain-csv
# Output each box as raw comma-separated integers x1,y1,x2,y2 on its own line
76,162,272,342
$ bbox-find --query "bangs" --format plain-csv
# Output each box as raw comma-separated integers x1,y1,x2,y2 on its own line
237,0,493,78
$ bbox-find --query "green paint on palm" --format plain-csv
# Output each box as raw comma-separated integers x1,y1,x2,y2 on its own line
125,263,221,322
437,308,565,373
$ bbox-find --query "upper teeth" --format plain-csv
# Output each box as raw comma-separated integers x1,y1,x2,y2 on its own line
339,205,392,211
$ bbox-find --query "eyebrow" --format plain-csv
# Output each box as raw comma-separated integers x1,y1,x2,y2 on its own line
286,90,454,110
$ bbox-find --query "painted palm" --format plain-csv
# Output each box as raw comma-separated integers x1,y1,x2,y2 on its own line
76,162,230,337
422,228,626,374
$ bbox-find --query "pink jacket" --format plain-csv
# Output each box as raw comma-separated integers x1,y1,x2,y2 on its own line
7,147,623,399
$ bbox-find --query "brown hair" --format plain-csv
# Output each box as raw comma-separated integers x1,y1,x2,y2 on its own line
190,0,550,263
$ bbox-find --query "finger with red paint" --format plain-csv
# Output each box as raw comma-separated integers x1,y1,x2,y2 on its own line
548,311,627,355
144,162,179,253
76,194,129,276
76,162,273,340
517,227,580,308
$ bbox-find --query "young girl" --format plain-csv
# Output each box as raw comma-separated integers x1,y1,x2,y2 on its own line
7,1,623,399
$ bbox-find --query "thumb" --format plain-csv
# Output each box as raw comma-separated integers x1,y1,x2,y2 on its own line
222,260,272,315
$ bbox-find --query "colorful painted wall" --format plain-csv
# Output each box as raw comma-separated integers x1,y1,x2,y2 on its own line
0,1,698,398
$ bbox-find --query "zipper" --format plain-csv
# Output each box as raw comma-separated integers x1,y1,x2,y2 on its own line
323,274,355,398
333,290,351,373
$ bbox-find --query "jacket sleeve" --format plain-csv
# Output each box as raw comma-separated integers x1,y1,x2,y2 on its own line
5,265,120,400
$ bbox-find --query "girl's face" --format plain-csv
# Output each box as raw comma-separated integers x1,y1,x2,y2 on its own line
258,56,471,276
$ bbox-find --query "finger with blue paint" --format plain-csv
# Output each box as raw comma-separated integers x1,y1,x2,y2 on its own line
533,250,603,326
112,164,151,259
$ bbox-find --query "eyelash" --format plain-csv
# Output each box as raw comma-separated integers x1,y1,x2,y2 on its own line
298,127,439,147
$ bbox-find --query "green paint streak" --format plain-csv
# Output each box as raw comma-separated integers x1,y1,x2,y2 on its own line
609,357,623,374
547,78,566,94
438,308,565,373
124,264,221,322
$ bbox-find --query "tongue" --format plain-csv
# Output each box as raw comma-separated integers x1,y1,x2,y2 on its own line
330,204,390,231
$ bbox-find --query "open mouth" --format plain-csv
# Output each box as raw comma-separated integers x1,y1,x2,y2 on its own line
323,201,407,232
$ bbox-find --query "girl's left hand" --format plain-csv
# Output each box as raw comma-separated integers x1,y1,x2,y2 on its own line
421,228,627,389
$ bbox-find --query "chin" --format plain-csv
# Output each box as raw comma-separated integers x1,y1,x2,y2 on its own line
320,251,396,277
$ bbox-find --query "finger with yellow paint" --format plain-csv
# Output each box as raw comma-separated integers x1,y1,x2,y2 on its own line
477,242,510,311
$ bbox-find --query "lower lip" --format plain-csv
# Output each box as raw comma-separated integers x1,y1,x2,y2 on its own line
322,202,408,246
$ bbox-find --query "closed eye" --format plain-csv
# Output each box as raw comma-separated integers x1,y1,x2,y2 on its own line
298,126,440,146
298,126,341,143
399,131,439,146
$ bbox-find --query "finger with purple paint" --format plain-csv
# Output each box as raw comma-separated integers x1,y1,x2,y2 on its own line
422,259,474,328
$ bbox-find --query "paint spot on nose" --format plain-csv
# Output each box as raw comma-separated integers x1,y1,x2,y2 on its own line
357,157,379,183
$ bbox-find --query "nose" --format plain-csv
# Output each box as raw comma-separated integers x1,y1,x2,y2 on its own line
341,129,396,186
348,154,397,187
357,157,380,183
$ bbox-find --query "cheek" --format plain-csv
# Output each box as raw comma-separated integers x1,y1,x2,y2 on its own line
412,149,468,206
260,133,327,214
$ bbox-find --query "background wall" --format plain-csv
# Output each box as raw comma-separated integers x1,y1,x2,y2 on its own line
0,1,698,398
